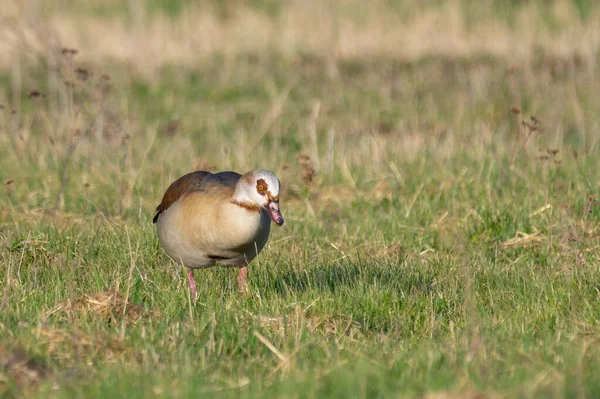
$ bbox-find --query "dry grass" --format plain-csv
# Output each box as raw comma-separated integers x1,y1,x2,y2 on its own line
1,0,600,77
0,344,53,394
44,290,156,323
246,307,362,340
0,324,138,393
424,393,495,399
501,229,544,248
35,326,130,363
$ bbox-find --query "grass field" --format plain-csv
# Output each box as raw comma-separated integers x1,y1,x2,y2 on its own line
1,0,600,397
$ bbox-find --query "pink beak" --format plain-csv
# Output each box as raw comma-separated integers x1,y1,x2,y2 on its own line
266,200,284,226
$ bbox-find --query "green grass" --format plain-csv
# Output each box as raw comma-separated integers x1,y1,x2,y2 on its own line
2,2,600,397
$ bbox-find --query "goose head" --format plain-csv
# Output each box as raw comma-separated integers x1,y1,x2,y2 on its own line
233,170,284,226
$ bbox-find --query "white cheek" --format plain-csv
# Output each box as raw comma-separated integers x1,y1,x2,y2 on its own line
254,191,267,205
267,180,280,197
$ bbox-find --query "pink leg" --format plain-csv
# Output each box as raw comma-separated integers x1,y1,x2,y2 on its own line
237,266,249,293
187,269,197,299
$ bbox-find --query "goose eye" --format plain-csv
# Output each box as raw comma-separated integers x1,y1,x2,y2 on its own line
256,179,268,194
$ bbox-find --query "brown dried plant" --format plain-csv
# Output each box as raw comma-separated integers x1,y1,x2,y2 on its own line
3,20,130,212
44,290,156,324
297,152,316,186
510,107,539,160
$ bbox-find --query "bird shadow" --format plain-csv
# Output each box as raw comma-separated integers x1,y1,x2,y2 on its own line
263,257,430,296
276,263,361,294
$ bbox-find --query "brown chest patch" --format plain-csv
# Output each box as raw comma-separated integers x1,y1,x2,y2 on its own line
231,199,261,213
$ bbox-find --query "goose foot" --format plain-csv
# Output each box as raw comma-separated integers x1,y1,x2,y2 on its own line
237,267,249,294
187,269,197,300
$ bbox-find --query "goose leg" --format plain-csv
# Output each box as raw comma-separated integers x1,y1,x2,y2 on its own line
237,266,249,293
187,269,197,299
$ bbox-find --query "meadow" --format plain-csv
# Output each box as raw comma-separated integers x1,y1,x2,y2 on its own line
1,0,600,397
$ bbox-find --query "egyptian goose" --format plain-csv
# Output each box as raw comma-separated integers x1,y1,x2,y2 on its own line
153,169,284,297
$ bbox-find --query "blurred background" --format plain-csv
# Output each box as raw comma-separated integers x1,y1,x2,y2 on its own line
1,0,599,215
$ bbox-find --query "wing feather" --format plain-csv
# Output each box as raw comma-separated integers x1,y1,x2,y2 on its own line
153,170,244,223
200,171,241,190
153,171,211,223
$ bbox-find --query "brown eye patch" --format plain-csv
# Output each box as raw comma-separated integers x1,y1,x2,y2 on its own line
256,179,268,195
